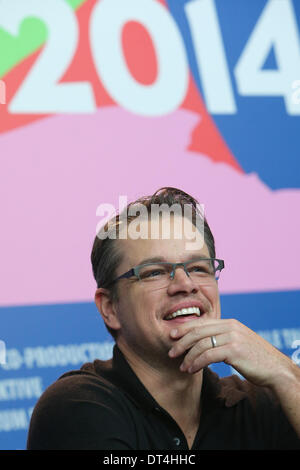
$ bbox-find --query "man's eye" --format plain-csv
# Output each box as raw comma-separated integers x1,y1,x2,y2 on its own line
147,269,165,277
140,269,166,279
190,265,205,272
189,265,211,274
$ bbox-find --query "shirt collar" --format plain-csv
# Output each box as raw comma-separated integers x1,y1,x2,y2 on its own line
93,344,247,412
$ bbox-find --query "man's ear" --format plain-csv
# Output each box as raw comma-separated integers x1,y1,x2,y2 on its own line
94,287,121,332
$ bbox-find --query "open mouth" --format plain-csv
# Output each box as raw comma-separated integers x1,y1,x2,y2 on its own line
164,306,202,321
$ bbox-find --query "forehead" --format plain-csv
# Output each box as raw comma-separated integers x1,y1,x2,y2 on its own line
116,213,209,268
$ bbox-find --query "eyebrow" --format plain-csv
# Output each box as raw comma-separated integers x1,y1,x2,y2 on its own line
138,257,167,265
137,254,210,265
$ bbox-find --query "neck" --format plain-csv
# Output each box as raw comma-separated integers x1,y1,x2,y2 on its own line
118,343,203,431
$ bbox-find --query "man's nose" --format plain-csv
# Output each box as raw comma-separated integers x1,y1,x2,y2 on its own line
167,266,198,294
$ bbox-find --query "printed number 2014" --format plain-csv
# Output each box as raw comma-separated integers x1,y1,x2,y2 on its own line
1,0,300,116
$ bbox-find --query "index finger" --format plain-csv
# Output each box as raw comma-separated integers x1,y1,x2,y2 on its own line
169,317,223,339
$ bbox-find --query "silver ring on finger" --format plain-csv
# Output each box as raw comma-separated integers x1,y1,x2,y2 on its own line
211,335,217,348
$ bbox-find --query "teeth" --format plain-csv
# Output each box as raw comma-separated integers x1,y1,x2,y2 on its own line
165,307,201,320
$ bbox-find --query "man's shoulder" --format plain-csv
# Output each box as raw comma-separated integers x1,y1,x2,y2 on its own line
27,359,138,449
38,358,121,405
206,368,281,409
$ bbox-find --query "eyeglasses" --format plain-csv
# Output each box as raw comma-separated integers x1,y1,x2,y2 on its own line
110,258,225,287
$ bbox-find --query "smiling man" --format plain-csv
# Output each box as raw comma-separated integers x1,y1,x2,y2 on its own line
27,187,300,450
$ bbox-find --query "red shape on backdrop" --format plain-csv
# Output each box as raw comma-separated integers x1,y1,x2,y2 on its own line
182,75,242,171
122,21,158,86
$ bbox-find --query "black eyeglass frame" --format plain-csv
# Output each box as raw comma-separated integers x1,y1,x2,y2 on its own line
109,258,225,286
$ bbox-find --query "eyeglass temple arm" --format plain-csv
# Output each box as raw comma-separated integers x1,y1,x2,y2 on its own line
112,268,135,283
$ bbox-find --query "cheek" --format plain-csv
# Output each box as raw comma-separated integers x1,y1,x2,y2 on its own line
215,295,221,317
200,284,220,312
117,286,154,323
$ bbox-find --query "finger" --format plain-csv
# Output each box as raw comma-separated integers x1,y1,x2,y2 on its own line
169,323,229,358
185,344,232,374
180,333,229,371
169,318,220,340
170,318,239,342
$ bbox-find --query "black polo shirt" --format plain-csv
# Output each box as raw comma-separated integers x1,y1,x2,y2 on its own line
27,345,300,450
